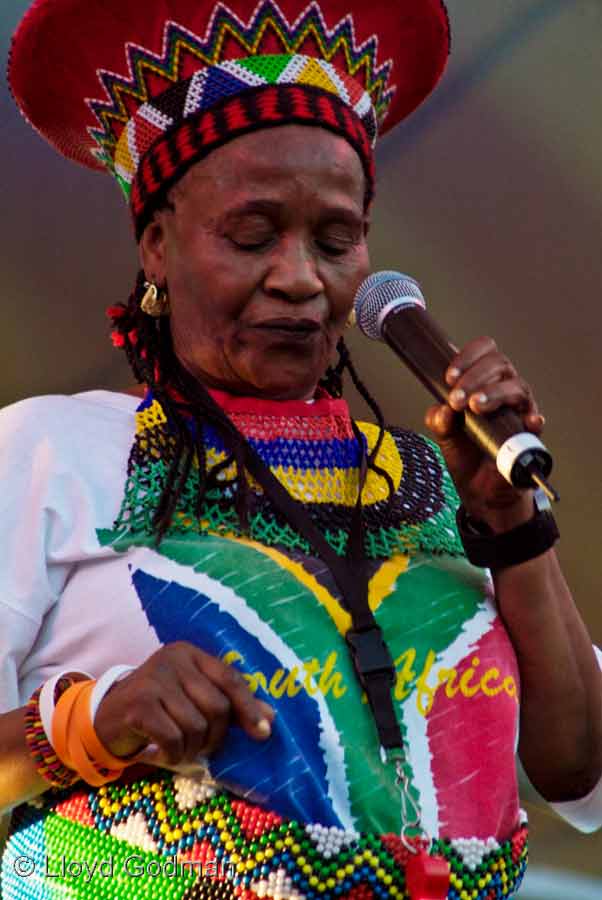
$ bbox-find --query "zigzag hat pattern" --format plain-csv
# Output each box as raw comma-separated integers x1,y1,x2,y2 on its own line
10,0,450,233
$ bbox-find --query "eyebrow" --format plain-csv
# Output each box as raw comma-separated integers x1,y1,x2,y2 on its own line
221,199,364,227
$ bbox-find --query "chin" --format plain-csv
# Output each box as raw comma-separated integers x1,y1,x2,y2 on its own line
249,369,321,402
243,352,328,401
226,331,338,400
257,381,318,402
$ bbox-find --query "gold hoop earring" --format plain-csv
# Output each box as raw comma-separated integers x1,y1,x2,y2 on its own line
345,309,356,329
140,281,170,317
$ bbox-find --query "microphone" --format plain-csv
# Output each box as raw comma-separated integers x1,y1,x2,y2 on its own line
353,271,559,502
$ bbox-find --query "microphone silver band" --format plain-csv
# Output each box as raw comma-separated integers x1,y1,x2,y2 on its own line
496,432,548,483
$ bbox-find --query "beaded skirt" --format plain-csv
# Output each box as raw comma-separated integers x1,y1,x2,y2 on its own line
2,771,528,900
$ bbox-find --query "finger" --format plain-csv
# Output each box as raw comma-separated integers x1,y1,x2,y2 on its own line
176,667,235,755
149,648,236,755
445,336,499,386
156,679,215,759
120,699,187,765
135,743,209,778
525,412,545,433
135,742,161,766
463,377,539,418
424,403,459,438
447,354,517,411
133,649,216,758
193,650,275,739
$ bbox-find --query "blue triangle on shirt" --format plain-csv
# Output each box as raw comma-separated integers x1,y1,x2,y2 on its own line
200,67,257,110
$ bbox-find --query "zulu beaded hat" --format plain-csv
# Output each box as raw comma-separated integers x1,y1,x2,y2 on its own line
9,0,450,239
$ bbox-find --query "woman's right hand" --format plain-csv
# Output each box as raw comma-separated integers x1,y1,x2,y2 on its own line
94,642,274,766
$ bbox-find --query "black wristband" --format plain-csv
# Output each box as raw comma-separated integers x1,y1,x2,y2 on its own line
456,491,559,570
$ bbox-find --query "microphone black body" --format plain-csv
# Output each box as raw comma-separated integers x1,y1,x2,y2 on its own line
354,272,557,498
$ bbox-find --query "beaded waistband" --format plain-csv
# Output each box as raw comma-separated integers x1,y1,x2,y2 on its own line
2,771,527,900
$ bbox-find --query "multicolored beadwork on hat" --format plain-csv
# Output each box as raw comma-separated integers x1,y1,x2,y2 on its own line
3,771,528,900
111,48,377,205
130,80,375,239
87,1,392,234
10,0,450,235
93,5,389,183
102,389,463,560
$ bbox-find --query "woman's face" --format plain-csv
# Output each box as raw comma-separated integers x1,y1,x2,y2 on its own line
140,125,371,400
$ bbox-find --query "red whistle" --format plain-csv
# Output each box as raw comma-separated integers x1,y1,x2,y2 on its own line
405,850,451,900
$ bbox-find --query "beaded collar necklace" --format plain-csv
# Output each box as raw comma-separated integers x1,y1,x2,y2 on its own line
112,387,463,561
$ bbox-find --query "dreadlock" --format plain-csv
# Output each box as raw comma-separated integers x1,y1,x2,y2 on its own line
107,270,393,546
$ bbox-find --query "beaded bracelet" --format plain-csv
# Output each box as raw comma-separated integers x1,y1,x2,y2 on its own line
25,668,140,790
24,683,80,789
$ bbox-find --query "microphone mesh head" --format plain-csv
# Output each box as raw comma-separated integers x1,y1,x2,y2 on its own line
353,271,426,340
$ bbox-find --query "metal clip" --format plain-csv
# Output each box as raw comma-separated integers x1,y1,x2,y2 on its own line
382,746,432,855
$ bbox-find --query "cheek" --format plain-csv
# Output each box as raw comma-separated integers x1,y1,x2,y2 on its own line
169,278,257,375
171,303,233,364
168,254,245,336
328,252,371,323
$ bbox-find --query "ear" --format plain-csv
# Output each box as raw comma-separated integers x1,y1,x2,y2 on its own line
138,213,168,285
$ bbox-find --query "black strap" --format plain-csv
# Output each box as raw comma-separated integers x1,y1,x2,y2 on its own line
456,499,559,569
194,389,403,750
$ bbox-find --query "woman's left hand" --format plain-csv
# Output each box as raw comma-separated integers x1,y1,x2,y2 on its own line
424,336,545,531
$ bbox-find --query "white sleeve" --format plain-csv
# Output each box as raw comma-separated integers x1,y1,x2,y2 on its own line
0,398,75,713
549,645,602,832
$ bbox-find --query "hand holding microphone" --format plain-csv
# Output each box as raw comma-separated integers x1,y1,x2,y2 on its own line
353,271,558,516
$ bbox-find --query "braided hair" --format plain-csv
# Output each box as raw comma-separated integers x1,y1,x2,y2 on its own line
108,271,393,546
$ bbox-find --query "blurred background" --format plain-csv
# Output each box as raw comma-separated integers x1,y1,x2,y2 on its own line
2,1,602,895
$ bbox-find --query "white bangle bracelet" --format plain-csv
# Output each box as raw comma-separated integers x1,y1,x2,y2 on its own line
90,665,136,722
39,670,92,749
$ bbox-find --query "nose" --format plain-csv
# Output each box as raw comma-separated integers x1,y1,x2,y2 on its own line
263,235,324,302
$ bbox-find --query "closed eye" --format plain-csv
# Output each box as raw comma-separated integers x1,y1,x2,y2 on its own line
317,241,349,257
230,236,273,252
316,232,360,257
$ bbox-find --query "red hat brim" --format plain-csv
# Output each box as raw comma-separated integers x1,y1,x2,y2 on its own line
9,0,450,173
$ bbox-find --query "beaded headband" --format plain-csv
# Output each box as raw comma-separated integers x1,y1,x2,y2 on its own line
9,0,450,238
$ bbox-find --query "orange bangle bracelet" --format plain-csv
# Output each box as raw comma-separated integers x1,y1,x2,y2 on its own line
76,683,129,771
52,681,90,769
52,680,125,786
68,685,120,786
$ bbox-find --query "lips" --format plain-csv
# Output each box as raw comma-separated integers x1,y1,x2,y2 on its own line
253,317,321,334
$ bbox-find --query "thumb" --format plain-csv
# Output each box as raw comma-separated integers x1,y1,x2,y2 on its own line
424,403,460,439
133,741,161,766
135,743,211,776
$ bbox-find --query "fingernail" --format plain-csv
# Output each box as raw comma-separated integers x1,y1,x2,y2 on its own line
138,742,160,761
470,392,488,410
256,718,272,738
449,388,466,407
446,366,461,384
